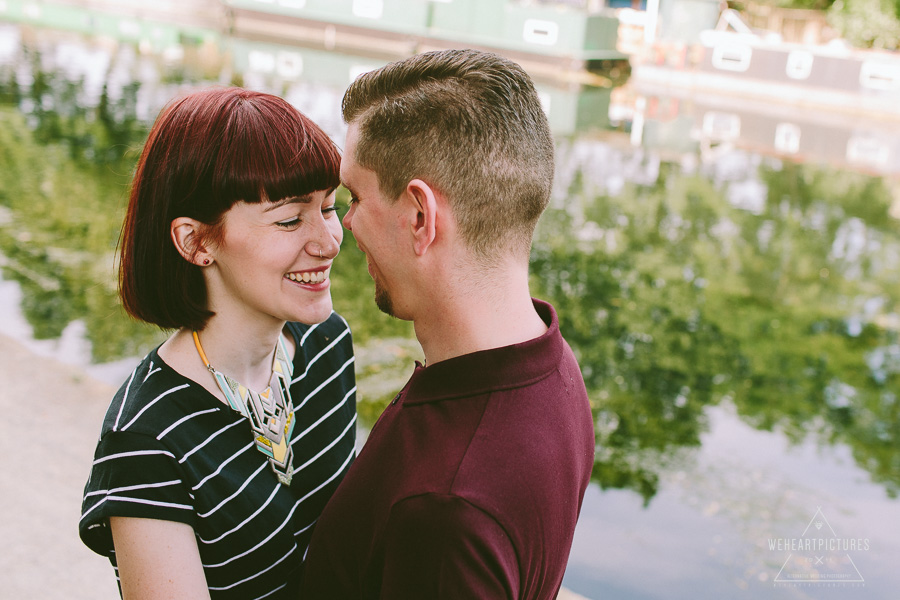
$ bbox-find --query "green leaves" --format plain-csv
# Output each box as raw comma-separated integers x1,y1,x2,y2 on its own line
531,160,900,501
827,0,900,50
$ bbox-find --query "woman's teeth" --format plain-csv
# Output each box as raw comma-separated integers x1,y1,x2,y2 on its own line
286,270,327,284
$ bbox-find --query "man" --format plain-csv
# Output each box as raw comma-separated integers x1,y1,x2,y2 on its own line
300,49,595,599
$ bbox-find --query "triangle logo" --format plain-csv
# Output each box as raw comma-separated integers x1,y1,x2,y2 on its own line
771,507,866,584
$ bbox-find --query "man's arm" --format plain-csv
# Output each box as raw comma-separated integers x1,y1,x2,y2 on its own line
380,493,519,599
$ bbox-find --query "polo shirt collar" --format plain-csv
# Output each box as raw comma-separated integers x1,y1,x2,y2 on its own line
402,299,564,405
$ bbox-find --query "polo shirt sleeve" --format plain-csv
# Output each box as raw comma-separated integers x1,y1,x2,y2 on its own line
380,493,519,599
79,430,194,557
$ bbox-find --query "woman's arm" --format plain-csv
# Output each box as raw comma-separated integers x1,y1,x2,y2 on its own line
110,517,211,600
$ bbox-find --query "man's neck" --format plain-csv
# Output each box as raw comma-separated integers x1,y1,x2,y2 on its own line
413,264,547,366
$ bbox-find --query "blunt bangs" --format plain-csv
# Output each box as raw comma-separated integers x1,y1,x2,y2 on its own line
213,93,341,205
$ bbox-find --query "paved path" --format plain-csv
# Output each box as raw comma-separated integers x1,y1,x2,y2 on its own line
0,333,119,598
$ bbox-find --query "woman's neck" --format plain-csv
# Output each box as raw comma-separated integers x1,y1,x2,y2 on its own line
195,313,286,391
160,311,288,395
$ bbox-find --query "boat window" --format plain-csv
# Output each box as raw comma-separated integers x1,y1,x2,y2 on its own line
785,51,814,80
711,44,752,72
523,19,560,46
774,123,802,154
846,135,890,168
859,62,900,92
353,0,384,19
702,111,741,141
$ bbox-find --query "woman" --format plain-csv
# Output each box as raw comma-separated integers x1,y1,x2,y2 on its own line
79,87,356,599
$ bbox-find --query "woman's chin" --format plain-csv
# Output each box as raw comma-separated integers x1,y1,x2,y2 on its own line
291,297,334,325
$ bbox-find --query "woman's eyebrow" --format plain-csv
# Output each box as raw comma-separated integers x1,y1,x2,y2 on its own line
264,194,313,212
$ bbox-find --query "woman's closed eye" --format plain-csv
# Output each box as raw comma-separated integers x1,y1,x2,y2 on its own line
277,204,339,228
276,217,302,229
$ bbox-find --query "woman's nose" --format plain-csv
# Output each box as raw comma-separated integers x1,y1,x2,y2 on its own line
306,215,342,259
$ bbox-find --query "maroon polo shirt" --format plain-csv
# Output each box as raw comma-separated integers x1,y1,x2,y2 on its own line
300,299,595,599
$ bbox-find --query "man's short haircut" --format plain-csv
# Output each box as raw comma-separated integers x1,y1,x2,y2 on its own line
341,49,554,260
119,86,341,331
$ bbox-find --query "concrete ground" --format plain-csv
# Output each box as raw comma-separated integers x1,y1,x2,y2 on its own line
0,331,589,599
0,332,119,599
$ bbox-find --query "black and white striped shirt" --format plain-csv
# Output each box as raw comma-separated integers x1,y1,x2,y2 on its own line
80,314,357,599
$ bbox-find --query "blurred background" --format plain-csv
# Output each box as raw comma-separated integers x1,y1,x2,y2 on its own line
0,0,898,598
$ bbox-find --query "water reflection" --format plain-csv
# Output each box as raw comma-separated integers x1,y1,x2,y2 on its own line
626,81,900,179
534,148,900,503
1,16,899,599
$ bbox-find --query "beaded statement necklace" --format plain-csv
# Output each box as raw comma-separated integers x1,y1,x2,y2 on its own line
192,331,296,486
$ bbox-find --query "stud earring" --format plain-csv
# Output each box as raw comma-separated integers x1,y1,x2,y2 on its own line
202,259,210,265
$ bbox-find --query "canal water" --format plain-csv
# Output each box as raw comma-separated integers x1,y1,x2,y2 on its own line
1,15,898,600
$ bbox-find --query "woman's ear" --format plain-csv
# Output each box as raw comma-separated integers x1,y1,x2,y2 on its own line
170,217,213,266
406,179,438,257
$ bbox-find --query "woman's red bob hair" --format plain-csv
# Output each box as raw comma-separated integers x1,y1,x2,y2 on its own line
118,86,341,330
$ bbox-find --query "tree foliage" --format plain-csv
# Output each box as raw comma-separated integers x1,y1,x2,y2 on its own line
827,0,900,49
532,148,900,503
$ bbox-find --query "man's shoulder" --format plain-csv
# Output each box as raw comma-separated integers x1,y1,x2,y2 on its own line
448,345,594,513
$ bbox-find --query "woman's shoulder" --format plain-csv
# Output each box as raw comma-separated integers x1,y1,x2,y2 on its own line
285,312,352,352
99,348,218,440
285,313,355,389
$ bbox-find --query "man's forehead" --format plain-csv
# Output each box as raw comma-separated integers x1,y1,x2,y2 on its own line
339,130,371,190
339,126,358,180
339,162,373,195
343,121,360,152
338,158,355,190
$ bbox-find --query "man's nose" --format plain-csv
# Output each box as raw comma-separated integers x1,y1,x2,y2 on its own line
342,204,355,231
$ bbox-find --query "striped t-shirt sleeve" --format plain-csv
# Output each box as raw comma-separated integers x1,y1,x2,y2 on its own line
80,430,194,556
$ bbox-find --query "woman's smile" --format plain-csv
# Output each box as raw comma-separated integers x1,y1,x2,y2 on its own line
285,266,331,288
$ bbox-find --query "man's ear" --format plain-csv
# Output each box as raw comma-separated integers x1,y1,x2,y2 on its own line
405,179,438,257
170,217,213,266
